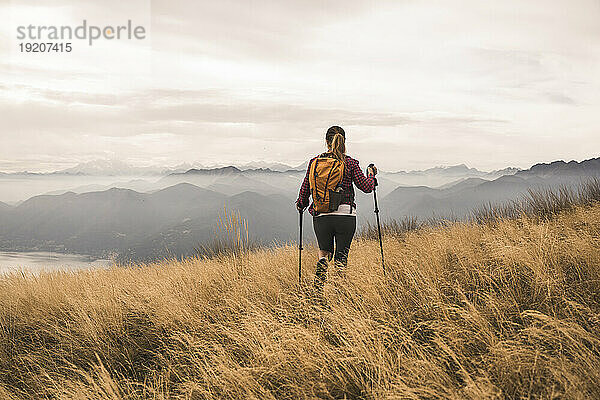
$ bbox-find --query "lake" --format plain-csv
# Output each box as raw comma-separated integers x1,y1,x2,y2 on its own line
0,251,111,275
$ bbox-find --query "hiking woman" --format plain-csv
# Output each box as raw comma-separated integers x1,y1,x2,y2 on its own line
296,126,377,293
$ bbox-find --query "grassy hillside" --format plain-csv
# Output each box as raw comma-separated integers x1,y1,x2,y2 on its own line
1,203,600,399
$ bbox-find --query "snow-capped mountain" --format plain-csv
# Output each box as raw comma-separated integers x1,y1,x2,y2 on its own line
55,160,207,176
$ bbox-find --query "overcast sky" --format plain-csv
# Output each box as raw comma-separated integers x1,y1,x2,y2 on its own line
1,0,599,172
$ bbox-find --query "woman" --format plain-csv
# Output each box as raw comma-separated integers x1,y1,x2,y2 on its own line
296,126,377,293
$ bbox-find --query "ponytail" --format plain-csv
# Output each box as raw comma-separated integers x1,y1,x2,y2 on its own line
330,133,346,168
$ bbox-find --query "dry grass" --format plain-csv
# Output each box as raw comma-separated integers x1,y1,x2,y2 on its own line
1,202,600,399
361,179,600,239
195,208,255,257
360,216,421,239
472,179,600,224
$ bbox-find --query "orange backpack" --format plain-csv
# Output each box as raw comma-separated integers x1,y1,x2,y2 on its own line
309,153,345,213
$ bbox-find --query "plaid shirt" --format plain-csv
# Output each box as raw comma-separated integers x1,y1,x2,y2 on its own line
296,154,375,216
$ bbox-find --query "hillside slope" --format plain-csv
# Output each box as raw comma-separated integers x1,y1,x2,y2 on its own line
0,183,303,260
1,204,600,399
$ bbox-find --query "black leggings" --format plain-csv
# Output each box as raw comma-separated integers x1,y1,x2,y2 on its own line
313,215,357,266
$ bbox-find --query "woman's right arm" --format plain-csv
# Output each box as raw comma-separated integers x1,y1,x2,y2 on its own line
296,163,311,210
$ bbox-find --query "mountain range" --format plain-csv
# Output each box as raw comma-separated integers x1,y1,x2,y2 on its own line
378,157,600,220
0,160,524,203
0,160,301,177
0,157,598,261
517,158,600,178
383,164,521,187
0,183,300,261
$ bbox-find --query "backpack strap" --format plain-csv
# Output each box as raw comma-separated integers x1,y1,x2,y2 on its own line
311,158,320,201
311,157,320,216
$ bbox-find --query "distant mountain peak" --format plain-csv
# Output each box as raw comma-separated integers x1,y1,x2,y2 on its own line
491,167,521,174
237,161,294,172
441,163,469,169
416,164,482,176
519,157,600,177
56,159,166,176
177,166,243,176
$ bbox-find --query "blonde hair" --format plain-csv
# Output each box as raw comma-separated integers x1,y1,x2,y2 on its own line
326,126,346,169
330,133,346,168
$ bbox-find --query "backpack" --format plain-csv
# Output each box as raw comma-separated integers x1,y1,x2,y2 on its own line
308,153,346,213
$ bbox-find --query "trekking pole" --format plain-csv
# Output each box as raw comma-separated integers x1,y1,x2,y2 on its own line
298,208,304,285
368,164,385,276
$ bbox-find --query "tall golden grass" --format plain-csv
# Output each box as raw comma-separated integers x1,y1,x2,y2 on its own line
196,207,253,257
361,179,600,238
1,199,600,398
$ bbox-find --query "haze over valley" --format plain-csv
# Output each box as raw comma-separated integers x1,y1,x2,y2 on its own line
0,157,598,262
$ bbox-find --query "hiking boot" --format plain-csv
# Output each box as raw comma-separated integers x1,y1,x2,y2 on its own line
333,258,347,278
313,257,328,297
332,260,346,279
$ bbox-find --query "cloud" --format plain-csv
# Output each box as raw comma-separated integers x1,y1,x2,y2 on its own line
545,92,576,105
0,83,508,137
150,0,382,61
0,0,599,171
